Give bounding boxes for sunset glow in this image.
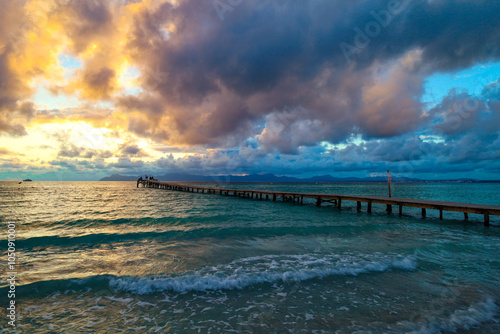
[1,0,500,180]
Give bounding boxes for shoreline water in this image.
[1,181,499,332]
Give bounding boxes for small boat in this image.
[23,179,33,182]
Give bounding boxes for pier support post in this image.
[484,213,490,227]
[316,197,321,207]
[273,194,276,201]
[266,195,269,200]
[399,205,402,215]
[386,204,392,212]
[464,212,469,220]
[357,201,361,211]
[337,199,342,209]
[422,208,426,218]
[301,195,304,205]
[367,201,372,213]
[440,209,443,220]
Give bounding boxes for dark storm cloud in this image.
[0,0,44,135]
[82,67,116,94]
[122,0,500,151]
[58,143,113,159]
[2,0,499,180]
[119,143,149,157]
[0,2,33,136]
[56,0,115,53]
[430,91,488,137]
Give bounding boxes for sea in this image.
[1,181,499,333]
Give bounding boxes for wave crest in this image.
[110,253,417,294]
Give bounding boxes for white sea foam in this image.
[110,253,417,294]
[397,298,499,334]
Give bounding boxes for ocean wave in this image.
[12,224,384,249]
[396,298,499,334]
[110,253,417,294]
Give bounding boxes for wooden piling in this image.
[137,180,500,226]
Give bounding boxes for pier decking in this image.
[137,180,499,226]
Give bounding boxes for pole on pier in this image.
[387,170,392,198]
[484,212,490,227]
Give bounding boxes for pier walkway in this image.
[137,180,499,226]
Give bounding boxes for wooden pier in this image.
[137,180,499,226]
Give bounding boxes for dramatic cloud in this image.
[1,0,499,179]
[120,0,500,150]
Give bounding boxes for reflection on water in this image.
[0,181,499,332]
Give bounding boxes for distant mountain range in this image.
[100,173,431,182]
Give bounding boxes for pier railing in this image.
[137,180,499,226]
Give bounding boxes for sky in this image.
[1,0,500,181]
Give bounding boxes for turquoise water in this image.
[1,181,499,333]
